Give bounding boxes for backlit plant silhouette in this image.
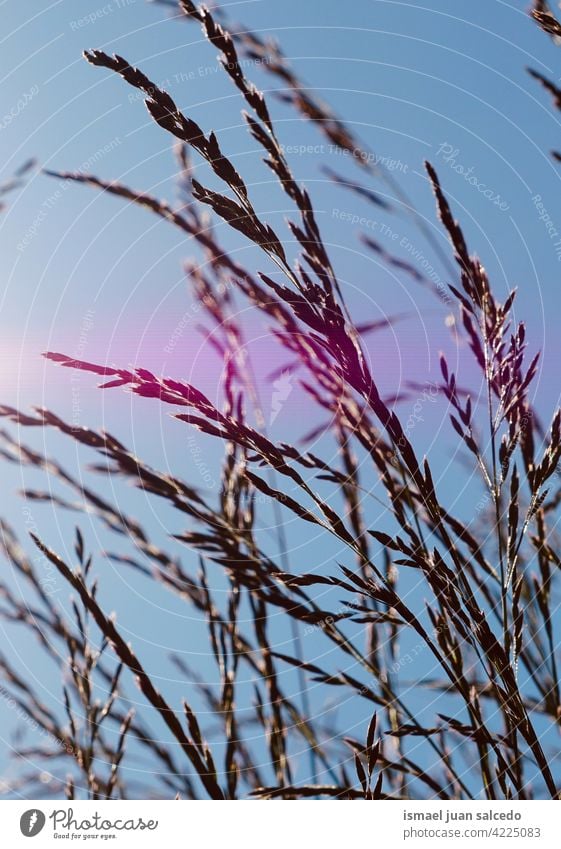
[1,0,561,800]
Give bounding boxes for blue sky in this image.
[2,0,561,796]
[2,1,561,417]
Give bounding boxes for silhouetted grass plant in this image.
[2,0,561,800]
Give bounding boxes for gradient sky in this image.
[2,0,561,795]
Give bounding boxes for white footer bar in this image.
[2,800,558,848]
